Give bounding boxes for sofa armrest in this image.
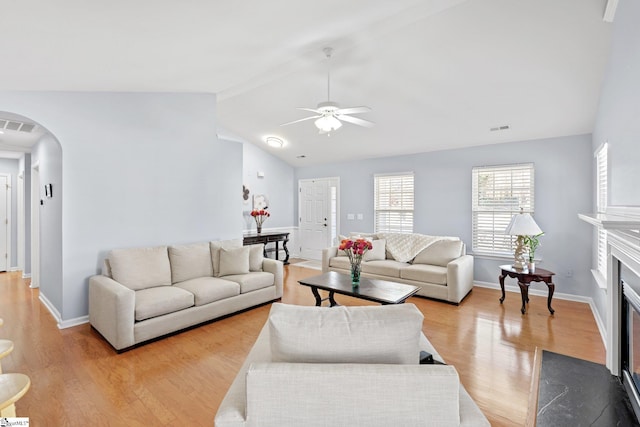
[446,255,474,304]
[245,363,461,427]
[88,275,136,350]
[322,247,339,273]
[261,259,283,298]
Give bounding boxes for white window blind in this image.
[472,163,534,255]
[596,143,608,277]
[374,173,414,233]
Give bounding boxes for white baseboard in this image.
[9,267,19,272]
[474,281,607,347]
[38,292,90,329]
[22,273,31,279]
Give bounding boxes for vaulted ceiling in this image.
[0,0,612,166]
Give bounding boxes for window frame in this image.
[373,172,414,234]
[471,163,535,258]
[594,143,608,287]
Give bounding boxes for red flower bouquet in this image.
[339,238,373,287]
[250,209,270,233]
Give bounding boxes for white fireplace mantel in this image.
[579,206,640,375]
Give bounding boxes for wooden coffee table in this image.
[298,271,420,306]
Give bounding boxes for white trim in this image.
[38,291,89,329]
[603,0,619,23]
[38,292,61,324]
[22,272,31,279]
[591,268,607,290]
[9,267,19,272]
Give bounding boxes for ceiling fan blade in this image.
[336,106,371,115]
[297,107,322,114]
[280,115,321,126]
[338,114,375,128]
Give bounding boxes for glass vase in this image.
[256,225,262,234]
[350,262,361,288]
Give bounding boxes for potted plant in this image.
[523,233,544,272]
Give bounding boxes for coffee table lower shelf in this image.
[298,271,420,306]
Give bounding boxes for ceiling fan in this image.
[281,47,374,135]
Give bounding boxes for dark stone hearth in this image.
[537,351,639,426]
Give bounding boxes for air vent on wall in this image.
[0,119,37,133]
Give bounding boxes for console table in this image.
[499,265,556,315]
[243,231,290,265]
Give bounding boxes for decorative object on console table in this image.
[523,232,544,273]
[505,208,543,271]
[339,238,372,288]
[250,208,270,234]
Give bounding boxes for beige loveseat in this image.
[322,233,474,304]
[89,240,283,351]
[215,303,490,427]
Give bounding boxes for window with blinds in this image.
[374,173,414,233]
[472,163,535,255]
[596,143,608,278]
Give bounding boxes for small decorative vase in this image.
[256,225,262,234]
[350,262,361,288]
[528,262,535,273]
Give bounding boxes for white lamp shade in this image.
[505,212,543,236]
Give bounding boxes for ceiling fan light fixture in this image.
[264,136,284,148]
[315,115,342,133]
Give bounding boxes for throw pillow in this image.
[268,303,423,364]
[219,246,251,276]
[413,240,464,267]
[210,239,243,277]
[336,234,349,256]
[168,242,213,283]
[249,244,264,272]
[363,239,386,261]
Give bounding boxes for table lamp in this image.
[505,208,543,270]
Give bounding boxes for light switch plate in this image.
[347,213,355,220]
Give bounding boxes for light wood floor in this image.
[0,265,604,426]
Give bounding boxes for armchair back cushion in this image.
[109,246,171,290]
[268,303,422,364]
[413,239,464,267]
[168,242,213,284]
[246,363,461,427]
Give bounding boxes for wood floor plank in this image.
[0,266,605,426]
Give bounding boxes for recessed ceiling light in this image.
[296,155,306,159]
[490,125,510,132]
[264,136,284,148]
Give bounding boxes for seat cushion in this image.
[135,286,195,321]
[173,277,240,306]
[224,272,274,293]
[401,264,448,285]
[210,239,243,277]
[168,242,213,284]
[361,260,404,278]
[268,303,423,364]
[329,256,351,270]
[413,240,463,267]
[109,246,172,290]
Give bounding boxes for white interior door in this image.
[298,178,339,260]
[31,163,40,288]
[0,175,7,272]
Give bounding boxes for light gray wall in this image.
[242,141,295,231]
[32,134,63,311]
[295,134,593,297]
[0,158,19,269]
[0,91,243,321]
[589,0,640,322]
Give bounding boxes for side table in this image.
[499,264,556,315]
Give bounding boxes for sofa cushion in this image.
[173,277,240,306]
[210,239,243,277]
[268,303,423,364]
[361,260,404,278]
[224,272,274,293]
[245,363,460,427]
[109,246,172,291]
[401,264,448,285]
[135,286,194,321]
[329,256,351,270]
[413,239,464,267]
[248,244,264,272]
[219,246,250,277]
[363,239,386,261]
[168,242,213,284]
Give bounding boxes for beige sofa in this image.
[89,240,283,351]
[215,303,490,427]
[322,233,474,304]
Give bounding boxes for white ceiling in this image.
[0,0,613,166]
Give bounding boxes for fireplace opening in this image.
[621,264,640,421]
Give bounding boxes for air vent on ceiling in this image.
[490,125,510,132]
[0,119,37,133]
